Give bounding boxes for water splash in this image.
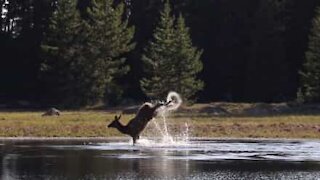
[138,92,189,146]
[182,123,190,142]
[165,91,183,112]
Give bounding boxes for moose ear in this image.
[115,114,121,120]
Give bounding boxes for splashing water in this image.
[138,92,189,146]
[165,91,183,112]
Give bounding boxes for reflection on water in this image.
[0,139,320,179]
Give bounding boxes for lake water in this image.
[0,138,320,179]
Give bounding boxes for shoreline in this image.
[0,136,318,142]
[0,111,319,139]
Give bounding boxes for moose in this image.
[107,101,172,144]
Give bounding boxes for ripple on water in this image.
[45,138,320,162]
[2,139,320,180]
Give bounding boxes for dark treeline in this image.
[1,0,320,107]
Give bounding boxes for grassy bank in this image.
[0,111,319,139]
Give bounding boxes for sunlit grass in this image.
[0,111,319,138]
[179,116,320,139]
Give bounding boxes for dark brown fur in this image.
[108,102,170,144]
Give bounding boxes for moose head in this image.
[107,115,122,128]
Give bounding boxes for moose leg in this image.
[132,135,140,145]
[132,136,137,145]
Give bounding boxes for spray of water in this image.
[165,91,183,111]
[139,92,189,146]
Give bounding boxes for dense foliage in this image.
[1,0,320,107]
[40,0,87,107]
[140,1,203,101]
[300,7,320,102]
[140,1,176,99]
[40,0,134,107]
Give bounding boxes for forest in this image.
[1,0,320,107]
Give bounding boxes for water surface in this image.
[0,138,320,179]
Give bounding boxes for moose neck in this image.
[114,121,128,134]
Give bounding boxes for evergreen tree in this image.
[140,0,175,99]
[300,7,320,102]
[41,0,135,107]
[40,0,86,107]
[141,1,203,100]
[172,14,203,100]
[85,0,135,105]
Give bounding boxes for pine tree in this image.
[41,0,135,107]
[172,14,203,100]
[40,0,86,107]
[85,0,135,104]
[141,1,203,100]
[300,7,320,102]
[140,1,175,99]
